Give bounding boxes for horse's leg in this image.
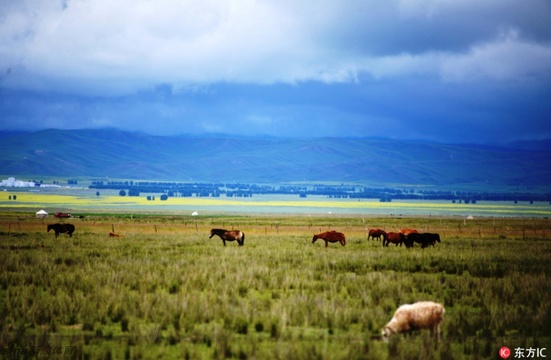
[325,240,328,248]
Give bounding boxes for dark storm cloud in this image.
[0,0,550,143]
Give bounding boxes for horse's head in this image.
[209,228,226,239]
[47,224,53,232]
[312,235,319,243]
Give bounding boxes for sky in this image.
[1,0,551,144]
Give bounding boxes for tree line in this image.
[89,181,551,203]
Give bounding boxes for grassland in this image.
[1,213,550,359]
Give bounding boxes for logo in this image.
[499,347,511,359]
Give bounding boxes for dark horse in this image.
[407,232,441,249]
[368,228,386,241]
[312,230,346,247]
[47,223,75,238]
[209,228,245,246]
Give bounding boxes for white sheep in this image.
[381,301,444,340]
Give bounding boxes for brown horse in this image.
[209,228,245,246]
[368,228,386,241]
[312,230,346,247]
[400,228,418,236]
[47,223,75,238]
[383,232,406,247]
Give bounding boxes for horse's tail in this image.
[240,232,245,246]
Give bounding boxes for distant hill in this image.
[1,129,550,190]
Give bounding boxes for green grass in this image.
[1,215,550,359]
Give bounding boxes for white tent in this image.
[36,209,48,218]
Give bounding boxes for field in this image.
[1,213,550,359]
[3,190,551,217]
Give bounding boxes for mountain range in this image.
[1,129,550,191]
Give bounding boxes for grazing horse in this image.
[383,232,406,247]
[408,233,441,248]
[312,231,346,247]
[47,223,75,238]
[209,228,245,246]
[368,228,386,241]
[400,229,418,248]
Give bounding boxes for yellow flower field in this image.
[2,191,551,216]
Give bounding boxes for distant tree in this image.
[119,190,126,197]
[160,194,168,201]
[96,191,100,197]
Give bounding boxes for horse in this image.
[400,228,418,236]
[47,223,75,238]
[400,229,418,248]
[312,230,346,247]
[383,232,406,247]
[209,228,245,246]
[368,228,386,241]
[407,233,441,249]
